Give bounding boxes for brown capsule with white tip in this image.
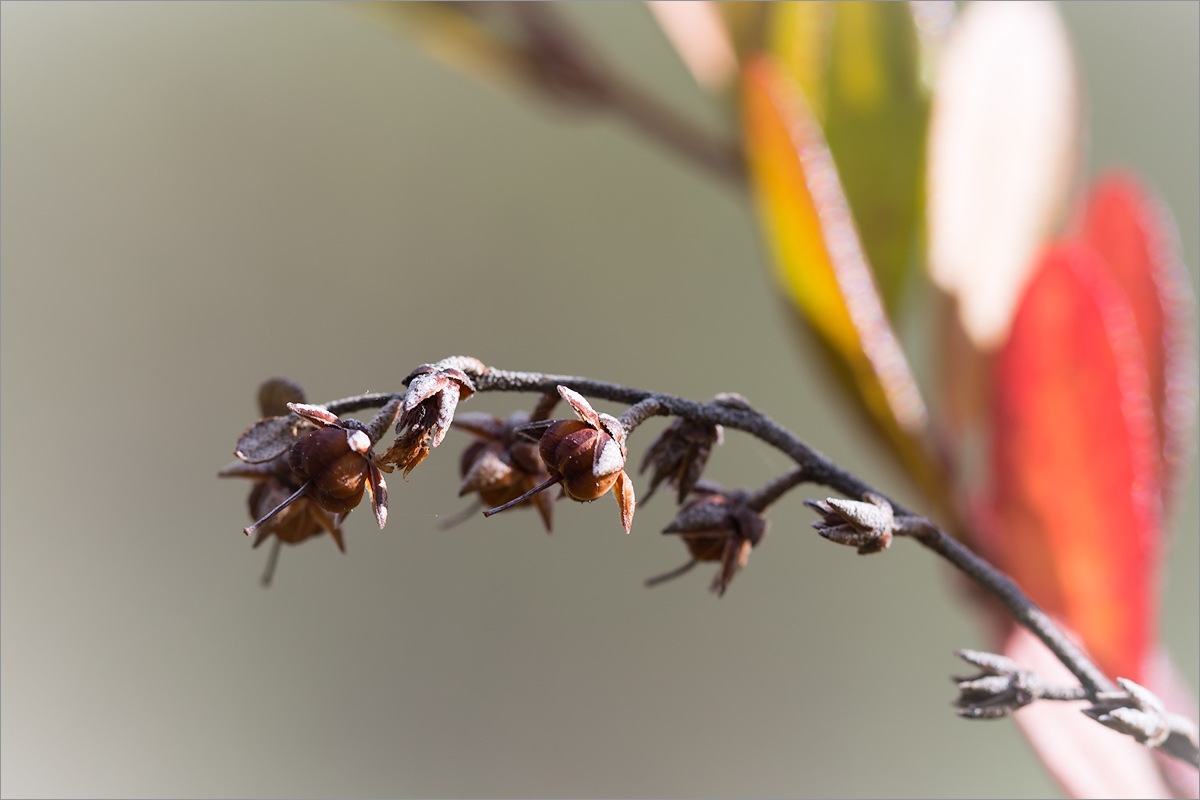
[243,403,389,544]
[484,386,636,533]
[288,423,373,514]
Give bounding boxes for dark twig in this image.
[618,397,667,433]
[953,651,1199,767]
[893,516,1115,696]
[326,392,398,420]
[747,467,810,513]
[303,357,1198,767]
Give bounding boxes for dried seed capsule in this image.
[289,426,371,514]
[539,419,623,501]
[484,386,636,533]
[649,489,768,595]
[450,411,555,532]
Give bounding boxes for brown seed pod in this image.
[240,403,389,547]
[539,419,625,501]
[289,425,370,514]
[484,385,636,533]
[220,380,356,586]
[447,411,555,532]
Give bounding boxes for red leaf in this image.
[1080,172,1197,511]
[989,243,1161,683]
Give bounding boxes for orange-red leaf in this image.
[1080,172,1197,511]
[989,243,1161,683]
[741,56,934,489]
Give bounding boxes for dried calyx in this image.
[805,493,895,555]
[952,650,1047,719]
[648,486,769,596]
[450,410,555,532]
[639,415,722,504]
[382,363,477,477]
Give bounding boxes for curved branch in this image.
[296,357,1197,767]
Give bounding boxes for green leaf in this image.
[821,2,927,312]
[742,57,936,491]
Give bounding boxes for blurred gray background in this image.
[2,2,1196,797]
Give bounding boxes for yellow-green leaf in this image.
[769,1,928,312]
[742,57,935,489]
[766,1,834,122]
[822,2,927,311]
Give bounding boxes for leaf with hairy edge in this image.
[989,243,1161,684]
[821,1,928,312]
[927,1,1080,350]
[741,57,935,491]
[1081,172,1197,510]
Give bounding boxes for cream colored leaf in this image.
[927,1,1081,349]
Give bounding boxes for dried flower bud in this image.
[452,411,553,532]
[382,364,477,477]
[805,493,894,554]
[650,488,769,596]
[639,416,722,504]
[952,650,1045,719]
[1085,678,1174,748]
[484,386,636,533]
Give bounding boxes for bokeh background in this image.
[2,2,1196,797]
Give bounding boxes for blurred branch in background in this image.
[356,1,746,183]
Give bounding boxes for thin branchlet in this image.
[747,467,810,513]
